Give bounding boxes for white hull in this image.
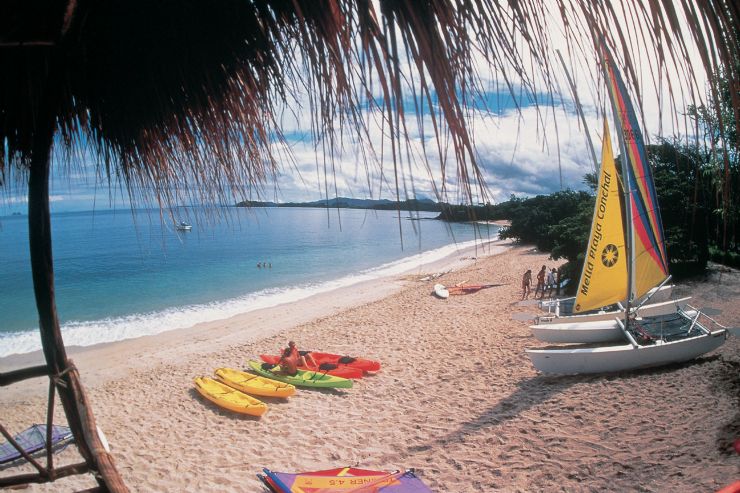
[531,304,696,344]
[526,329,727,374]
[433,284,449,299]
[531,318,624,344]
[539,284,673,316]
[531,298,692,343]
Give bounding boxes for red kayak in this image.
[308,352,381,373]
[446,283,500,295]
[258,355,364,379]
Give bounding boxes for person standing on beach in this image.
[546,268,557,298]
[534,265,547,299]
[522,269,532,300]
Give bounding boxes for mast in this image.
[614,104,635,326]
[600,43,635,329]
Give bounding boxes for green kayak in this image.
[247,360,353,389]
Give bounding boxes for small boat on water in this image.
[175,221,192,231]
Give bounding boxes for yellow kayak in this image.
[215,367,296,398]
[194,376,268,417]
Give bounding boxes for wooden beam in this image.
[0,364,49,386]
[0,462,90,488]
[68,364,128,492]
[0,41,55,47]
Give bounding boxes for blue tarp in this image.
[0,424,74,465]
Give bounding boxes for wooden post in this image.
[25,43,128,492]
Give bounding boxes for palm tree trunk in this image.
[27,56,127,491]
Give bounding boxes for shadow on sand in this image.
[424,354,727,451]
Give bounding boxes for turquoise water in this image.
[0,207,498,357]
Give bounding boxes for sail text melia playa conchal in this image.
[574,120,628,312]
[581,169,613,297]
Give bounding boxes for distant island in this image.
[236,197,440,212]
[235,197,504,222]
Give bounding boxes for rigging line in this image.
[556,49,599,175]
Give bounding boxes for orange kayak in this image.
[446,284,497,295]
[259,355,364,379]
[307,352,380,373]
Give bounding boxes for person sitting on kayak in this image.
[277,341,317,375]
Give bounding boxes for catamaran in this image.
[533,284,692,342]
[530,301,697,343]
[526,43,728,374]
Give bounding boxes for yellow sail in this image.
[574,121,628,312]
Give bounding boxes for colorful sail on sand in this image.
[525,41,729,375]
[602,43,670,300]
[258,467,433,493]
[573,43,670,313]
[574,120,628,313]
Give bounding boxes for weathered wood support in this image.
[18,37,128,491]
[0,364,49,386]
[0,462,90,488]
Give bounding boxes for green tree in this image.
[687,64,739,254]
[649,142,711,274]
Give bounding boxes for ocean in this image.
[0,207,498,358]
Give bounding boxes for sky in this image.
[0,2,710,215]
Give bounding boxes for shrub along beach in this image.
[1,241,737,492]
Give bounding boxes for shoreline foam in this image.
[0,237,503,359]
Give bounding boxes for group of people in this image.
[257,261,272,269]
[521,265,559,300]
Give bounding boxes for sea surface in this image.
[0,207,498,357]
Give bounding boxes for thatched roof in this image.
[1,0,736,206]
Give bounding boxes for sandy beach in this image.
[1,241,738,492]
